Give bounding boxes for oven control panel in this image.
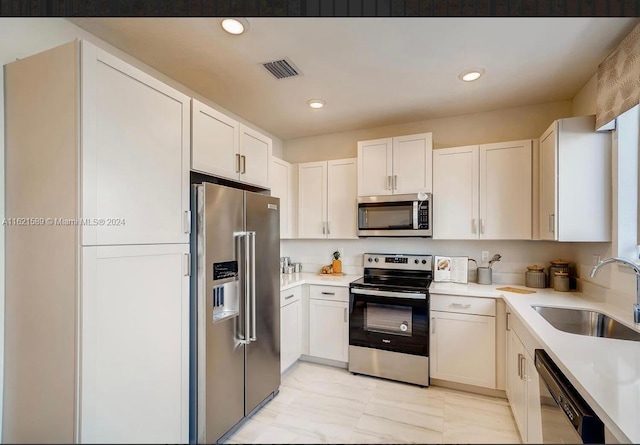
[363,253,432,271]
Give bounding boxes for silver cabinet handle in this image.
[235,153,241,173]
[479,218,484,234]
[327,221,331,235]
[344,307,347,322]
[248,231,257,342]
[517,353,523,378]
[451,302,471,309]
[322,222,326,235]
[506,312,511,331]
[321,291,335,295]
[241,155,247,174]
[183,253,191,277]
[285,294,295,300]
[471,218,477,234]
[550,214,555,234]
[386,175,391,190]
[183,210,191,234]
[393,175,397,190]
[431,317,435,334]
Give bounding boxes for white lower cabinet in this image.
[430,294,496,389]
[506,312,542,444]
[308,285,349,362]
[81,244,189,443]
[280,287,302,372]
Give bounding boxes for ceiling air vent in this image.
[261,58,302,80]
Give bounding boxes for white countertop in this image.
[431,281,640,444]
[280,272,361,291]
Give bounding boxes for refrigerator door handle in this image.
[248,231,257,342]
[235,231,250,344]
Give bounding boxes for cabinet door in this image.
[506,329,527,442]
[392,133,433,194]
[298,161,327,238]
[239,124,272,188]
[432,146,479,239]
[309,299,348,362]
[430,310,496,388]
[525,352,543,444]
[539,123,557,241]
[327,158,358,239]
[80,244,189,444]
[81,42,190,246]
[281,299,302,372]
[271,157,292,238]
[479,140,532,239]
[357,138,393,196]
[191,98,240,180]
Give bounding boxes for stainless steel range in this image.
[348,253,432,386]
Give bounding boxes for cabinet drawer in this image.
[309,285,349,302]
[431,294,495,316]
[280,286,302,307]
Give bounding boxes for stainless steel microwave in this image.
[357,193,432,237]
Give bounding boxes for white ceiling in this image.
[70,17,638,140]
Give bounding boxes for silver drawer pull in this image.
[321,292,335,295]
[451,303,472,309]
[284,294,295,300]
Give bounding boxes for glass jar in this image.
[553,271,570,292]
[525,265,546,288]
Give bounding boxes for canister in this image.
[284,265,295,274]
[548,259,570,288]
[525,265,546,288]
[477,267,492,285]
[294,263,302,273]
[553,271,570,292]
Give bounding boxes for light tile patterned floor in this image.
[224,361,521,444]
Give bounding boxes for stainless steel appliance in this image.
[190,183,281,444]
[357,193,432,237]
[535,349,604,444]
[349,253,432,386]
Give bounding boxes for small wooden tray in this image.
[496,286,536,294]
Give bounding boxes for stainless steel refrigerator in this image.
[190,182,281,444]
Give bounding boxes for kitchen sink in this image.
[532,306,640,342]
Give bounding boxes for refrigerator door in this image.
[244,191,281,414]
[197,183,246,443]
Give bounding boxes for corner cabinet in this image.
[298,158,357,239]
[280,286,302,372]
[539,115,611,241]
[357,132,433,196]
[192,98,272,189]
[433,140,533,240]
[270,157,296,238]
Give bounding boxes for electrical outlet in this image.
[593,254,601,266]
[481,251,490,262]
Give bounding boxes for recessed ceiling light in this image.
[459,68,485,82]
[221,18,249,35]
[307,99,325,109]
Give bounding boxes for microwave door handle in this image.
[413,201,418,229]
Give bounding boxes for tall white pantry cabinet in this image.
[4,40,190,444]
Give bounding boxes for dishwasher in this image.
[535,349,604,444]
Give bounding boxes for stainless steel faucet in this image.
[590,257,640,324]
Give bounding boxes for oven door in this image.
[349,287,428,356]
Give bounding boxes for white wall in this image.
[283,100,572,163]
[0,18,284,437]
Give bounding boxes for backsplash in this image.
[281,238,576,285]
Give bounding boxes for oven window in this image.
[365,303,412,336]
[359,202,413,230]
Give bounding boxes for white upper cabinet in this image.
[433,140,532,240]
[298,159,357,239]
[81,41,190,246]
[270,157,295,238]
[433,145,479,240]
[357,132,432,196]
[191,99,239,179]
[538,115,611,241]
[191,99,272,189]
[239,124,272,189]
